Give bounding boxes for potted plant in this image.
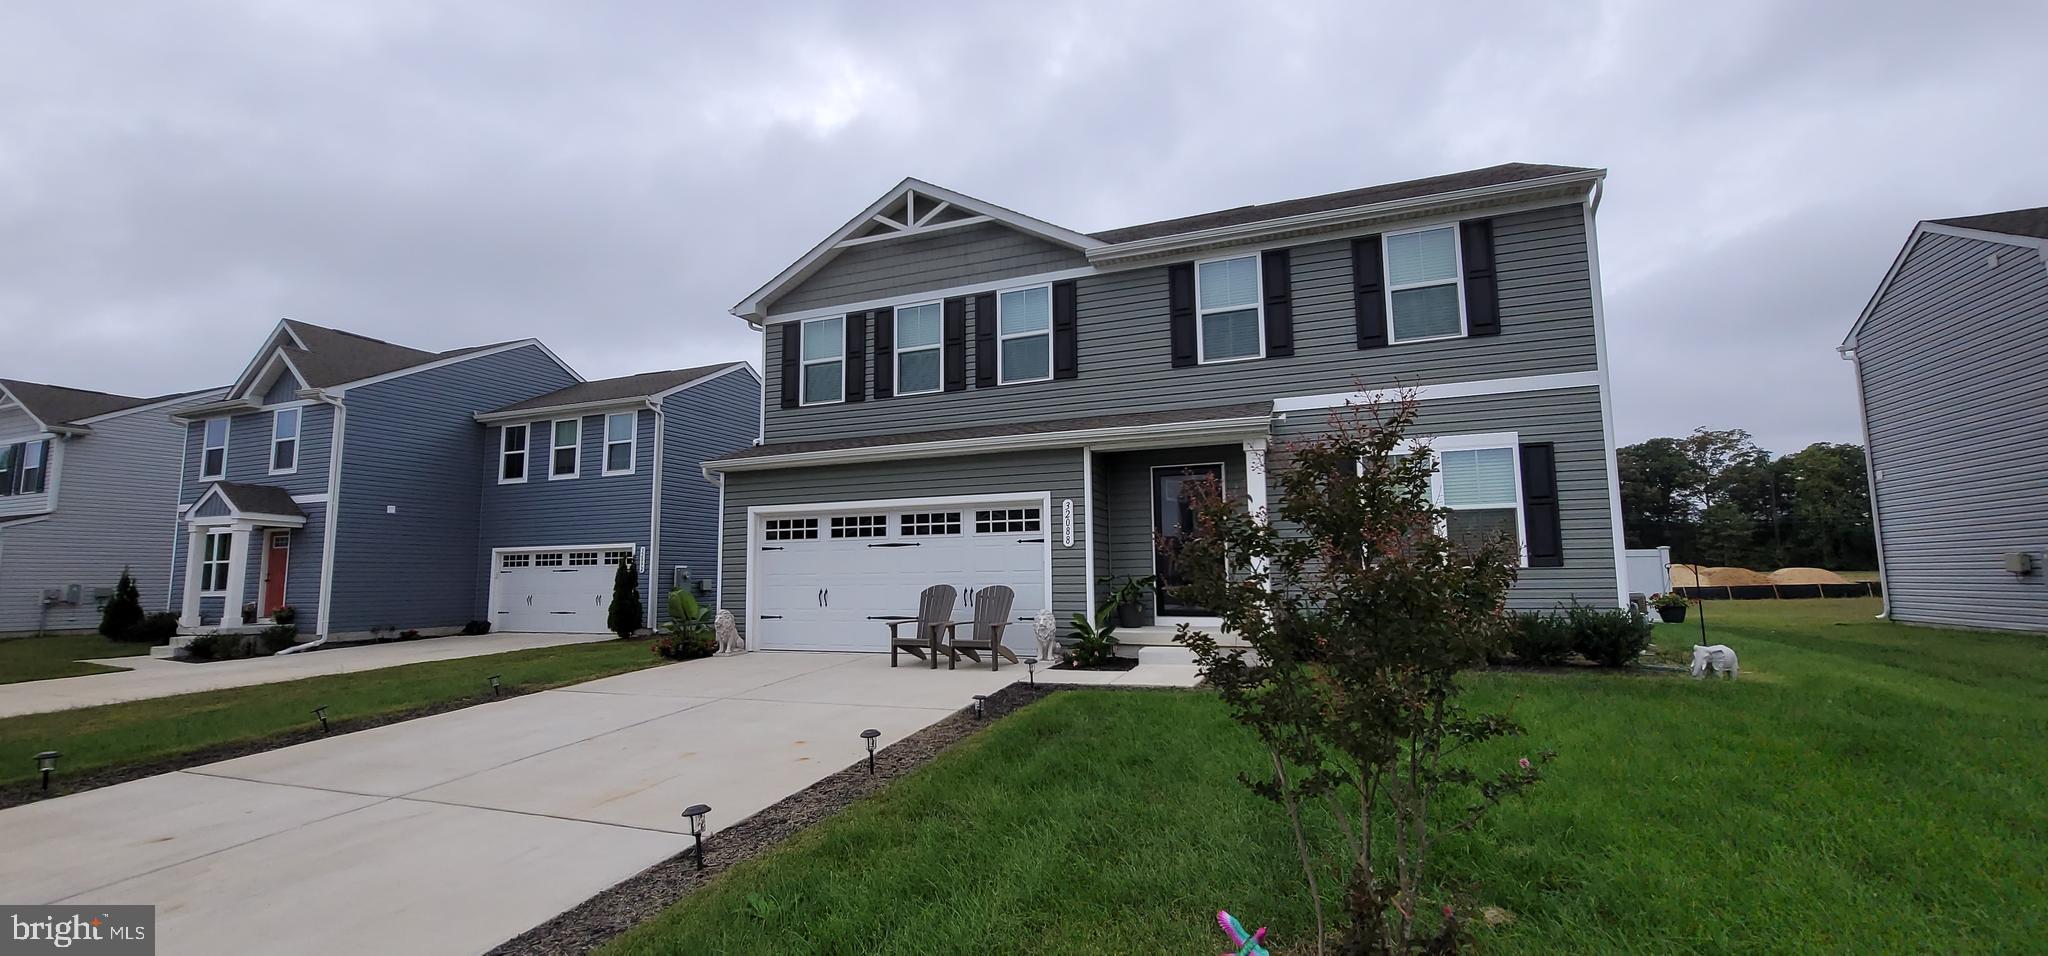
[240,602,258,625]
[1652,592,1690,623]
[1104,575,1158,628]
[1064,603,1119,668]
[272,605,297,626]
[654,588,717,660]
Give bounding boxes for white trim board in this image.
[1271,370,1602,413]
[1582,189,1630,608]
[706,414,1272,474]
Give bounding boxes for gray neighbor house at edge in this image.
[705,162,1630,657]
[1842,206,2048,633]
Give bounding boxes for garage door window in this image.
[765,518,818,541]
[534,552,565,567]
[975,508,1041,534]
[569,551,601,566]
[604,549,634,565]
[830,515,887,538]
[900,512,962,536]
[501,553,531,569]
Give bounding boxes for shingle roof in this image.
[213,481,306,518]
[278,319,522,389]
[1933,206,2048,242]
[1089,163,1598,244]
[1,379,160,428]
[485,363,747,415]
[711,401,1272,465]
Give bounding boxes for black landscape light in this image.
[683,803,711,869]
[34,751,59,792]
[312,706,330,733]
[1024,657,1038,687]
[972,694,988,720]
[860,729,881,773]
[488,674,502,697]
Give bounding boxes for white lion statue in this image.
[714,608,746,656]
[1691,644,1737,680]
[1032,607,1058,661]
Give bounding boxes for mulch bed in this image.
[491,681,1078,955]
[0,686,542,811]
[1051,656,1141,671]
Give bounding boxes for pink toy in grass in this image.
[1217,910,1270,956]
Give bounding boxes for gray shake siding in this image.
[659,368,761,615]
[1854,230,2048,632]
[477,409,657,622]
[0,393,219,632]
[718,449,1089,630]
[328,345,576,632]
[771,222,1089,315]
[761,204,1595,444]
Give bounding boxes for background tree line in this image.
[1618,428,1876,571]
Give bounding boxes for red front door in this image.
[261,531,290,616]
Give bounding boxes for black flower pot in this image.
[1117,601,1145,628]
[1660,605,1687,624]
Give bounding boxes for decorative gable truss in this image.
[838,187,992,247]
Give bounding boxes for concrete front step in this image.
[1135,645,1200,666]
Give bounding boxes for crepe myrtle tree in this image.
[1172,394,1551,955]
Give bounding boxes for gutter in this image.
[703,413,1273,477]
[473,397,658,424]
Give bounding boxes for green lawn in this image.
[606,599,2047,954]
[0,632,152,684]
[0,638,667,789]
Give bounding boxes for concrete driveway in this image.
[0,651,1042,955]
[0,631,612,718]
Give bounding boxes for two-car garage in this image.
[746,497,1051,654]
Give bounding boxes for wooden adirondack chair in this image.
[945,585,1019,671]
[887,584,958,669]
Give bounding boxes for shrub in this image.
[124,611,181,646]
[399,628,421,640]
[652,632,715,660]
[1065,605,1120,668]
[608,555,645,638]
[461,620,492,636]
[185,633,257,662]
[1506,611,1576,666]
[271,605,298,625]
[100,568,144,639]
[1566,603,1654,667]
[257,624,299,654]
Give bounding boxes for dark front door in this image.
[1153,463,1223,617]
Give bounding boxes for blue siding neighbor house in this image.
[168,319,758,643]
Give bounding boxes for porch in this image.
[177,482,311,635]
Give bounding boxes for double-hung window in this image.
[603,412,636,475]
[800,316,844,406]
[269,407,300,474]
[1384,225,1466,342]
[499,424,529,483]
[200,418,229,480]
[893,303,943,395]
[1195,254,1263,362]
[1429,440,1523,563]
[0,440,46,496]
[200,530,232,593]
[550,419,580,480]
[997,285,1052,384]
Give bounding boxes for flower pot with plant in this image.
[240,602,258,625]
[654,588,717,660]
[271,605,297,626]
[1104,575,1157,628]
[1651,592,1689,623]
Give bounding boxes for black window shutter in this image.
[1461,219,1500,337]
[1167,262,1196,367]
[943,297,967,392]
[1052,280,1079,380]
[843,313,867,403]
[1261,248,1294,358]
[1520,442,1564,568]
[972,292,997,387]
[871,308,895,399]
[778,322,800,408]
[1352,236,1388,349]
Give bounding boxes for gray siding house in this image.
[1841,207,2048,633]
[0,380,226,633]
[168,319,758,642]
[707,163,1628,656]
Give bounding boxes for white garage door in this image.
[494,547,635,633]
[751,501,1049,653]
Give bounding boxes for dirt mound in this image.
[1705,566,1772,586]
[1770,567,1850,585]
[1668,563,1708,588]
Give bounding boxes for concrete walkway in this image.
[0,632,612,718]
[0,652,1194,955]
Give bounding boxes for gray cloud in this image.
[3,0,2041,456]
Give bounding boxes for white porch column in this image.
[179,525,206,627]
[220,524,253,625]
[1243,438,1271,582]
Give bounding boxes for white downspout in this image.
[279,390,346,654]
[1841,345,1891,619]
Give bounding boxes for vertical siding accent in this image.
[768,221,1089,315]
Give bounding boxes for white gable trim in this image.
[75,387,230,426]
[648,362,760,402]
[1842,221,2048,351]
[227,320,303,399]
[0,383,54,434]
[732,177,1104,322]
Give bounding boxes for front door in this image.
[260,531,290,617]
[1153,463,1223,618]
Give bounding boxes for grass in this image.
[0,638,667,789]
[605,599,2048,954]
[0,632,153,684]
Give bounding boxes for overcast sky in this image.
[3,2,2041,454]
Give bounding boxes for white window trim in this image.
[13,439,48,496]
[799,316,846,407]
[1382,223,1469,345]
[498,423,530,485]
[996,284,1053,385]
[1194,252,1266,365]
[199,529,232,594]
[549,418,581,481]
[200,418,229,481]
[892,301,944,396]
[268,407,300,476]
[1403,431,1525,567]
[602,411,637,477]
